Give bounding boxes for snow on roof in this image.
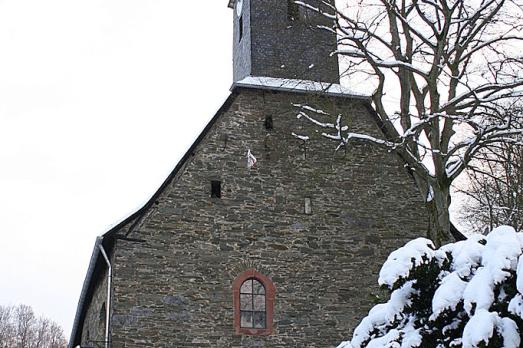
[232,76,371,100]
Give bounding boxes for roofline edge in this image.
[67,92,239,347]
[68,236,103,348]
[230,81,372,100]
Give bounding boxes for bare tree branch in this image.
[295,0,523,244]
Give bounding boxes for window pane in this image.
[240,279,252,294]
[253,280,265,294]
[253,295,265,311]
[253,312,266,329]
[241,311,253,328]
[240,294,253,310]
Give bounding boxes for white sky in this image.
[0,0,232,336]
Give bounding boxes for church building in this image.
[68,0,427,347]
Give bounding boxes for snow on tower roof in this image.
[232,76,370,100]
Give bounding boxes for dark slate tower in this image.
[229,0,340,84]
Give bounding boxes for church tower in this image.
[68,3,428,348]
[229,0,340,84]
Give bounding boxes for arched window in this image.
[232,269,275,335]
[240,278,265,328]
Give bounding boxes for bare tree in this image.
[34,318,50,348]
[0,306,15,348]
[460,130,523,232]
[46,323,67,348]
[295,0,523,245]
[0,305,66,348]
[15,305,36,348]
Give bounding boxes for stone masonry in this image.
[233,0,339,84]
[80,267,109,347]
[86,88,429,348]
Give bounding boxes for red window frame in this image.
[232,269,275,335]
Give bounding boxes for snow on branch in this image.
[291,132,310,141]
[296,0,523,244]
[442,81,523,112]
[294,1,336,19]
[293,104,398,150]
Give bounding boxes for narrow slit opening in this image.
[239,16,243,41]
[211,180,222,198]
[264,115,273,130]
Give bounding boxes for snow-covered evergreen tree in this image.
[338,226,523,348]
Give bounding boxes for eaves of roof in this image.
[68,237,102,348]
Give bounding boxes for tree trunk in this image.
[426,185,453,247]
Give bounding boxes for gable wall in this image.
[109,88,427,347]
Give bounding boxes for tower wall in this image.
[233,0,252,82]
[233,0,340,83]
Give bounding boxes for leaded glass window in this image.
[240,278,266,329]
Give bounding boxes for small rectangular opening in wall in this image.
[239,16,243,42]
[264,115,273,130]
[304,198,312,215]
[211,181,222,198]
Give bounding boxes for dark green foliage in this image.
[344,229,523,348]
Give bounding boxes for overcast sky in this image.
[0,0,232,336]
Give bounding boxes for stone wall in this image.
[80,266,109,347]
[101,88,428,347]
[232,0,340,84]
[233,0,252,82]
[250,0,339,83]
